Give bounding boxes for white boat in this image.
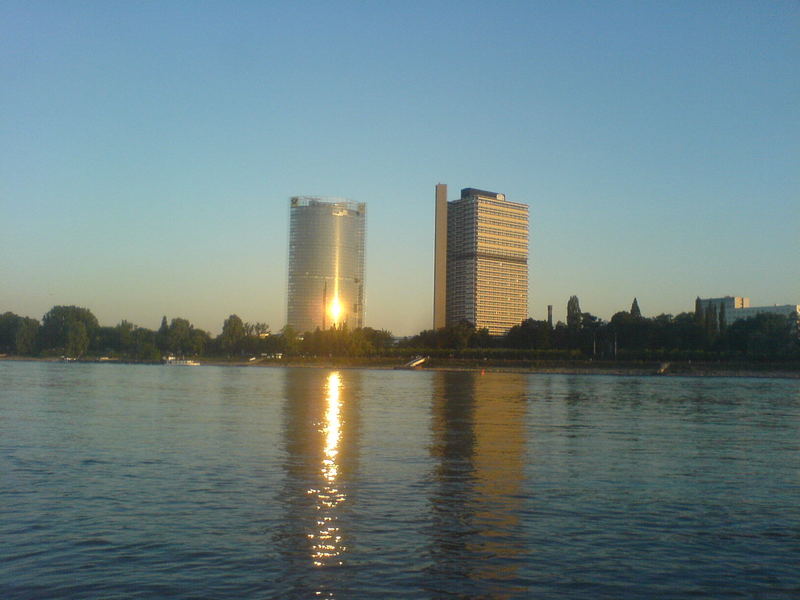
[164,355,200,366]
[395,355,428,369]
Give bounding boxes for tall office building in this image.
[287,197,366,333]
[434,186,529,336]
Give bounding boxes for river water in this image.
[1,361,798,599]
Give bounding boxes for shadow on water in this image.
[425,371,529,599]
[273,368,362,599]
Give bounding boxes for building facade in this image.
[437,187,529,336]
[287,197,366,333]
[696,296,798,328]
[696,296,750,317]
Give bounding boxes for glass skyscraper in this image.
[287,197,366,333]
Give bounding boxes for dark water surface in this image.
[2,362,799,599]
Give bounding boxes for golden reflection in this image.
[429,371,528,598]
[327,297,343,327]
[309,371,346,567]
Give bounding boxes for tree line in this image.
[1,298,797,361]
[0,305,395,360]
[402,296,799,361]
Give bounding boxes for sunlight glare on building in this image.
[287,197,366,333]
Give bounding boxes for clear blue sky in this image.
[2,1,798,335]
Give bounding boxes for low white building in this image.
[696,296,799,327]
[728,304,800,326]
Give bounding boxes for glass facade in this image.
[287,197,366,333]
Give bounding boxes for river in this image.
[2,361,798,598]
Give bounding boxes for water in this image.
[1,361,799,599]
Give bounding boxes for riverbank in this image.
[270,358,800,379]
[5,354,797,378]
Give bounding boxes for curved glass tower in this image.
[287,197,366,333]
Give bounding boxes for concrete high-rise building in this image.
[287,197,365,333]
[434,186,529,336]
[433,183,448,330]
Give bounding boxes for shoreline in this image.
[3,355,799,379]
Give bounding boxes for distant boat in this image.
[164,355,200,366]
[395,355,428,369]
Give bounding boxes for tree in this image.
[220,314,246,355]
[567,296,582,331]
[631,298,642,319]
[189,329,210,356]
[15,318,39,355]
[168,318,193,355]
[65,320,89,357]
[579,312,604,355]
[694,297,704,327]
[252,322,270,337]
[566,296,582,349]
[279,325,300,355]
[726,313,797,358]
[470,327,493,348]
[0,312,22,352]
[704,303,718,347]
[610,310,649,351]
[672,312,705,350]
[157,316,169,352]
[131,327,159,360]
[505,319,551,349]
[361,327,394,351]
[116,320,135,354]
[40,306,98,352]
[441,320,475,350]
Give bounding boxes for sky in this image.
[2,1,798,335]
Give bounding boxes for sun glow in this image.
[328,297,343,326]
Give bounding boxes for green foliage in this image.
[301,326,369,357]
[280,325,301,355]
[566,296,582,331]
[0,312,23,352]
[15,318,40,355]
[157,316,169,351]
[704,303,718,345]
[189,329,210,356]
[725,313,797,358]
[360,327,394,350]
[220,314,246,355]
[167,318,193,355]
[291,325,394,358]
[3,298,794,364]
[630,298,642,319]
[65,320,89,357]
[402,321,480,350]
[130,327,159,360]
[505,319,551,349]
[40,306,98,352]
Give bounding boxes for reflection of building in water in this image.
[428,371,528,598]
[276,369,361,597]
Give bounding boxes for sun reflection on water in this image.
[308,371,347,567]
